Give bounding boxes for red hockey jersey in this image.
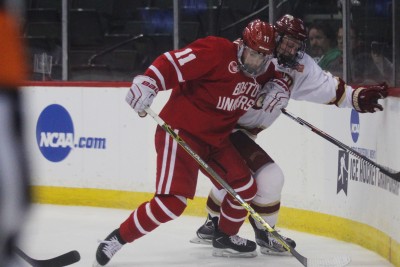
[144,36,276,147]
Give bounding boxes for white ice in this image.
[17,204,394,267]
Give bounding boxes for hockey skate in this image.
[189,214,214,245]
[212,217,257,258]
[249,216,296,256]
[93,229,126,266]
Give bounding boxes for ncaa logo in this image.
[36,104,74,162]
[350,109,360,143]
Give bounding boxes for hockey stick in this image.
[281,108,400,183]
[14,247,80,267]
[144,107,350,267]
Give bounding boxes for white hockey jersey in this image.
[237,53,355,135]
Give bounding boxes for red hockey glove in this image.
[352,83,388,113]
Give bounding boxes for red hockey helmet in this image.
[275,14,307,41]
[242,19,275,54]
[274,14,307,68]
[238,19,275,77]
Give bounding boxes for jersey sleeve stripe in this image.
[328,77,346,106]
[164,52,185,83]
[149,65,166,91]
[335,89,347,106]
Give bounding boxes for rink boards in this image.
[21,82,400,267]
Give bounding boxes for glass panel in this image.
[23,0,62,81]
[290,0,394,86]
[21,0,398,84]
[349,0,393,86]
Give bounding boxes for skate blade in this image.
[190,237,212,245]
[212,248,258,258]
[260,247,293,257]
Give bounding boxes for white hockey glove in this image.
[260,78,291,113]
[126,75,159,117]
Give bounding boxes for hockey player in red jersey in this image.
[94,20,284,266]
[191,14,388,256]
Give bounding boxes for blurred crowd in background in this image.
[18,0,399,86]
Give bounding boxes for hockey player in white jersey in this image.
[191,14,388,256]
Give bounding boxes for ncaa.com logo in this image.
[36,104,107,162]
[350,109,360,143]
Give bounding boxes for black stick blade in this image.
[15,247,81,267]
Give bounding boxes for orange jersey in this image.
[0,9,27,87]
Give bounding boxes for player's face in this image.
[241,46,273,76]
[277,36,302,58]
